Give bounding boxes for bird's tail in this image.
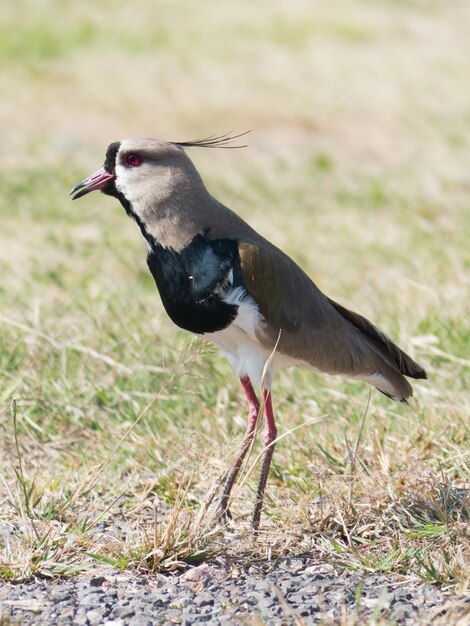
[329,298,427,403]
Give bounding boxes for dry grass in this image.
[0,0,469,605]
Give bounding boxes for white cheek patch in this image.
[115,164,137,202]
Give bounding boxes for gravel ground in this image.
[1,560,468,626]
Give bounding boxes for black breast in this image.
[147,234,244,334]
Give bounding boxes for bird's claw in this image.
[214,498,233,525]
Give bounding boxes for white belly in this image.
[202,290,296,388]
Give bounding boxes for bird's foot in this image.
[251,506,262,532]
[213,497,233,526]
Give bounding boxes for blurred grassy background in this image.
[0,0,468,585]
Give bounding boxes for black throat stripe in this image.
[104,141,121,175]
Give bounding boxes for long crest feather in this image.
[174,131,251,150]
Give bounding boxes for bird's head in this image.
[70,133,249,247]
[70,133,249,202]
[70,138,206,210]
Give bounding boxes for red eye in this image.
[125,153,143,167]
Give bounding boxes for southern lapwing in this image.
[70,135,427,529]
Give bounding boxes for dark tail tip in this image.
[379,388,409,405]
[408,367,427,380]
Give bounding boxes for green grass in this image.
[0,0,469,599]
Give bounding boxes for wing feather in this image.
[238,241,426,399]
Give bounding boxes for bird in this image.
[70,134,427,529]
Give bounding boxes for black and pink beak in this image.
[70,167,115,200]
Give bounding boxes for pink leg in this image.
[218,376,260,517]
[252,389,277,530]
